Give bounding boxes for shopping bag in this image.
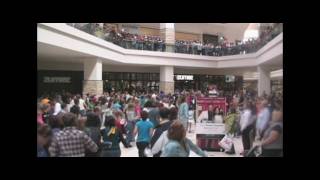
[144,145,153,157]
[218,135,233,151]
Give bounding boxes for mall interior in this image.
[37,23,283,97]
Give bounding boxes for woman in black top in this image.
[150,107,177,157]
[84,112,102,157]
[100,116,129,157]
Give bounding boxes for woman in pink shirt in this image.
[37,104,44,125]
[134,99,141,119]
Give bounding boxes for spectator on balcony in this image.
[197,41,202,55]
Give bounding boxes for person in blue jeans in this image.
[134,111,154,157]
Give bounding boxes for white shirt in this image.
[240,109,254,131]
[197,111,210,122]
[163,103,169,108]
[214,115,223,123]
[151,131,169,155]
[152,93,157,99]
[66,104,72,113]
[69,99,74,107]
[79,99,85,110]
[209,89,218,97]
[53,102,61,115]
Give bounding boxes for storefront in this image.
[103,72,159,93]
[174,74,243,94]
[38,70,243,96]
[37,70,84,97]
[271,79,283,94]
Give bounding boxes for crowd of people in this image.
[68,23,282,57]
[37,88,282,157]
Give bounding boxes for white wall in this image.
[243,69,283,81]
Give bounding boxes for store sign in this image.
[225,75,235,82]
[43,77,71,83]
[196,122,225,134]
[176,75,193,80]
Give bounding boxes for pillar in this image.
[258,66,271,96]
[159,66,174,94]
[160,23,175,52]
[83,58,103,95]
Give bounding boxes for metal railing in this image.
[66,23,282,56]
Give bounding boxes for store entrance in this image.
[103,72,159,93]
[174,75,196,91]
[175,80,195,91]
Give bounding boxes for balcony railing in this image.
[66,23,283,56]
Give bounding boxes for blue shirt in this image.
[178,102,189,121]
[112,102,122,111]
[256,107,271,136]
[161,139,207,157]
[136,120,153,142]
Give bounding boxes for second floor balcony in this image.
[66,23,283,57]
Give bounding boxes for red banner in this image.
[196,97,227,115]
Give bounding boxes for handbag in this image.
[218,135,233,151]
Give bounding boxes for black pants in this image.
[136,141,149,157]
[261,149,283,157]
[242,123,254,151]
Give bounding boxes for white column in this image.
[84,59,102,81]
[160,23,175,52]
[258,66,271,96]
[160,66,174,94]
[83,58,103,95]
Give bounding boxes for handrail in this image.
[66,23,283,57]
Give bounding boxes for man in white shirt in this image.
[53,100,61,116]
[77,95,87,116]
[209,88,219,97]
[197,105,216,122]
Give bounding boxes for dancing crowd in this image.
[37,88,282,157]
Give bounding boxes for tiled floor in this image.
[120,122,244,157]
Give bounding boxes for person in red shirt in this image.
[114,111,127,135]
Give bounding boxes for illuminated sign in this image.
[225,75,235,82]
[44,77,71,83]
[176,75,193,81]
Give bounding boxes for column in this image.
[83,58,103,95]
[160,23,175,52]
[258,66,271,96]
[159,66,174,94]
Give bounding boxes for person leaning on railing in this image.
[70,23,282,55]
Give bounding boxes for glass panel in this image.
[131,73,136,80]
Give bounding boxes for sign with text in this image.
[195,122,225,134]
[43,77,71,83]
[175,75,193,81]
[196,97,227,115]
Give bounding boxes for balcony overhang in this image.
[38,23,282,69]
